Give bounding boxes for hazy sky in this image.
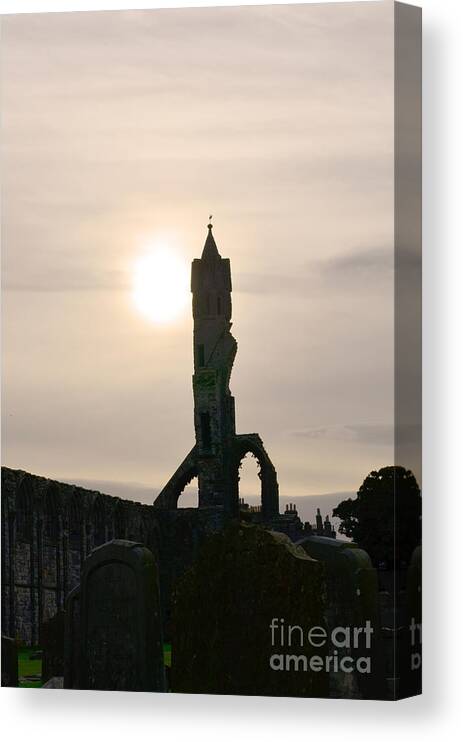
[1,2,395,505]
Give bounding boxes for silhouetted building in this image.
[154,223,279,519]
[303,507,336,538]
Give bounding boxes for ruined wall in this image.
[1,466,332,648]
[1,468,158,644]
[1,467,221,645]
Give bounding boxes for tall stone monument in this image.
[154,223,279,519]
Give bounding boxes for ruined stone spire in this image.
[155,223,279,521]
[201,222,221,260]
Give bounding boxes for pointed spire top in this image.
[201,216,221,260]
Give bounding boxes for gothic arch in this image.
[234,434,279,519]
[154,446,199,509]
[237,450,262,504]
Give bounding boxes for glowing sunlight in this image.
[132,245,189,324]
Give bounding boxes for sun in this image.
[132,245,189,324]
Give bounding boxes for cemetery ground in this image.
[16,643,172,689]
[18,646,42,688]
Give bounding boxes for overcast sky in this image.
[1,2,396,506]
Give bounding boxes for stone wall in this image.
[1,467,158,644]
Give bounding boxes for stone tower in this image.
[191,222,238,509]
[154,222,279,520]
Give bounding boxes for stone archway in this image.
[237,451,261,508]
[154,446,199,510]
[234,434,279,519]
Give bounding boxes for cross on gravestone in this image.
[74,540,166,692]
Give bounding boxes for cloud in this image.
[235,244,394,296]
[71,478,157,505]
[319,246,393,277]
[293,423,394,447]
[3,267,128,293]
[4,245,398,295]
[234,271,309,295]
[320,244,421,279]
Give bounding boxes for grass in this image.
[18,647,43,688]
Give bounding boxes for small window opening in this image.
[200,412,212,450]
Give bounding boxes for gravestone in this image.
[78,540,165,692]
[1,635,18,687]
[171,523,328,698]
[40,611,65,683]
[298,535,384,699]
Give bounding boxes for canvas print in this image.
[0,1,422,699]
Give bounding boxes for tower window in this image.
[217,296,222,314]
[197,344,205,367]
[200,412,212,450]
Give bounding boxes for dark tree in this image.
[333,466,421,567]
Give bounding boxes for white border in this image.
[0,0,387,14]
[1,1,462,740]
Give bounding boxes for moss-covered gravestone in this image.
[78,540,165,692]
[298,535,384,699]
[171,523,327,697]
